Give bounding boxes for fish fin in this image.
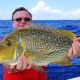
[60,30,76,40]
[51,57,72,66]
[33,66,46,74]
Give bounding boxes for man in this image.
[3,7,47,80]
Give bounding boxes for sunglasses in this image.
[13,17,31,22]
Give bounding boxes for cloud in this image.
[30,1,80,20]
[30,1,62,20]
[0,12,11,20]
[71,9,80,18]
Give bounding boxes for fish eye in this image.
[5,39,12,47]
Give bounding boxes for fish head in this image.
[0,33,23,65]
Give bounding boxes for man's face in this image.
[12,11,32,30]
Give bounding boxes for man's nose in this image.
[21,19,25,22]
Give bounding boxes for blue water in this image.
[0,20,80,80]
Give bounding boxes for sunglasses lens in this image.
[24,18,31,21]
[15,18,22,22]
[14,17,31,22]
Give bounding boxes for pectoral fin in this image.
[33,66,46,74]
[51,57,72,66]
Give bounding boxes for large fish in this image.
[0,24,76,67]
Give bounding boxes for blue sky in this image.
[0,0,80,20]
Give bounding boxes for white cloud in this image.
[30,1,63,20]
[72,9,80,16]
[72,9,80,18]
[30,1,80,20]
[61,9,80,20]
[0,12,11,20]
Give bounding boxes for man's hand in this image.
[3,56,32,73]
[16,56,32,70]
[68,37,80,58]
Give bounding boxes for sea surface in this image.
[0,20,80,80]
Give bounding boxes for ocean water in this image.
[0,20,80,38]
[0,20,80,80]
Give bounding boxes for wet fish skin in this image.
[0,24,76,66]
